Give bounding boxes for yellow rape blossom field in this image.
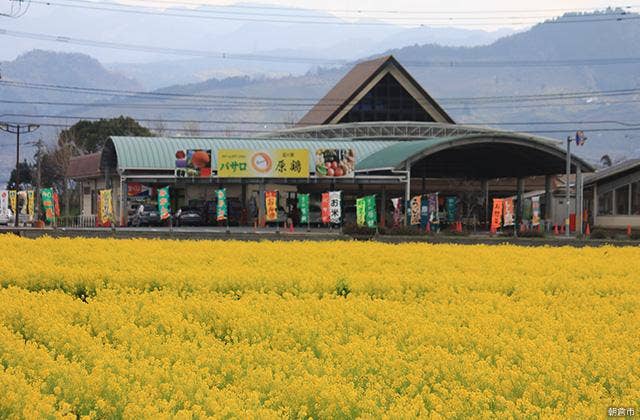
[0,236,639,419]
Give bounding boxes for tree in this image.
[58,116,152,153]
[6,160,34,189]
[600,154,613,168]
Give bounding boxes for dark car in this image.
[203,198,243,226]
[175,207,203,226]
[130,204,161,226]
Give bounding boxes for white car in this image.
[0,209,13,226]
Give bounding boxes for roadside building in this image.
[67,55,594,229]
[584,159,640,229]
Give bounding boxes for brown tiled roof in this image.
[297,55,454,126]
[67,153,102,179]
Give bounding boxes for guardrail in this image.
[55,215,97,228]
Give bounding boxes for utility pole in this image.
[0,123,40,227]
[565,136,571,237]
[35,139,44,221]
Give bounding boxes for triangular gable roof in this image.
[297,55,455,126]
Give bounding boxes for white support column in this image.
[593,184,598,227]
[404,161,411,227]
[576,166,583,235]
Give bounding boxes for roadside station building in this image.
[68,55,594,230]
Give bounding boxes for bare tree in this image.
[182,121,201,137]
[152,118,168,136]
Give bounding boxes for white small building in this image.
[584,159,640,229]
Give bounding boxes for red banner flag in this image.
[53,192,60,217]
[491,198,503,232]
[265,191,278,222]
[321,192,331,224]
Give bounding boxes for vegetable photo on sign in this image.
[315,149,355,177]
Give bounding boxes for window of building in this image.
[615,185,629,215]
[598,190,613,215]
[632,181,640,215]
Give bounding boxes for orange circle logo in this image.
[251,152,272,173]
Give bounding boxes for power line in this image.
[2,79,640,106]
[24,0,640,26]
[6,28,640,68]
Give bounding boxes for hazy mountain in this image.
[1,1,514,89]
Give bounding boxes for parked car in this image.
[174,207,203,226]
[1,209,31,226]
[0,209,11,225]
[130,204,161,226]
[202,198,243,226]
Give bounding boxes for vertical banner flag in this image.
[410,195,421,225]
[9,190,17,213]
[491,198,504,232]
[321,192,330,224]
[0,190,8,214]
[420,195,430,228]
[391,198,402,228]
[157,187,171,220]
[503,198,515,226]
[364,195,377,228]
[27,190,34,218]
[216,188,227,221]
[428,194,439,225]
[99,190,113,225]
[445,196,457,223]
[265,191,278,222]
[17,191,27,215]
[356,197,366,226]
[329,191,342,224]
[297,193,309,224]
[532,196,541,226]
[41,188,54,223]
[53,192,61,217]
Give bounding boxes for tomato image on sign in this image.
[175,150,212,178]
[315,149,355,177]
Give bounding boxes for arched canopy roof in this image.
[357,132,595,178]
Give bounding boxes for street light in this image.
[565,130,587,237]
[0,122,40,227]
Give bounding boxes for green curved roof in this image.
[105,132,594,175]
[107,136,396,171]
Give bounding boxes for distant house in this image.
[584,159,640,228]
[66,152,104,215]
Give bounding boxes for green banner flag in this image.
[41,188,54,223]
[445,196,457,223]
[297,193,309,224]
[216,188,227,221]
[158,186,171,220]
[365,195,377,228]
[356,197,366,226]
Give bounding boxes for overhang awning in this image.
[357,132,595,178]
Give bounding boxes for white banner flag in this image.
[0,190,8,215]
[329,191,342,224]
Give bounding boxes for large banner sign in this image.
[158,187,171,220]
[297,193,309,224]
[329,191,342,224]
[314,149,355,178]
[128,183,153,197]
[491,198,504,232]
[410,195,421,225]
[265,191,278,222]
[99,189,113,225]
[503,198,515,227]
[321,192,330,224]
[216,188,227,221]
[218,149,308,178]
[175,149,212,178]
[41,188,55,223]
[532,196,541,226]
